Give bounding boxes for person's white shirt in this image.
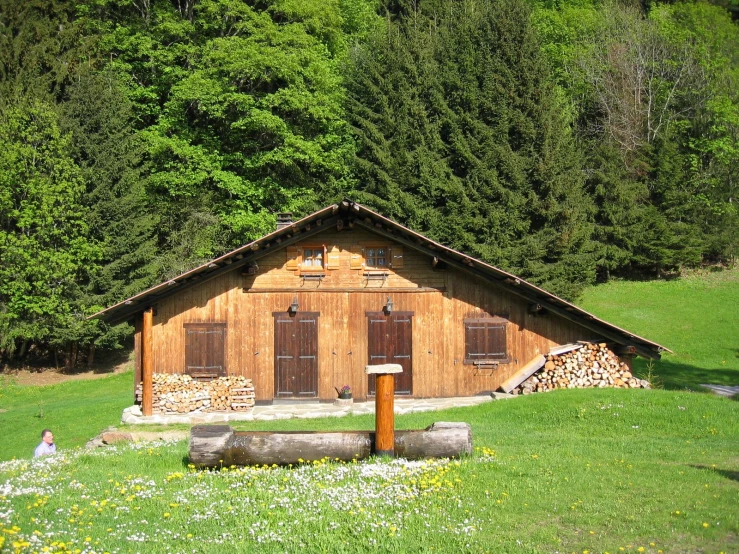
[34,441,56,457]
[34,431,56,457]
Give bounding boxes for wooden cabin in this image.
[92,201,665,414]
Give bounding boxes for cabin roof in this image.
[90,200,670,359]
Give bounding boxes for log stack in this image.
[135,374,255,414]
[513,342,649,395]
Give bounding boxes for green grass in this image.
[578,268,739,391]
[0,371,133,461]
[0,389,737,553]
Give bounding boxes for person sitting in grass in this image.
[34,429,56,457]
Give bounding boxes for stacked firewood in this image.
[136,373,255,414]
[514,342,649,395]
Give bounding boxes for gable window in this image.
[350,244,403,270]
[302,247,324,269]
[365,247,387,269]
[184,322,227,378]
[464,317,509,364]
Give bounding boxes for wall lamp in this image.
[384,296,393,315]
[289,296,299,314]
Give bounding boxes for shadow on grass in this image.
[691,465,739,483]
[633,358,739,391]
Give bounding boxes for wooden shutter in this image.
[464,321,487,362]
[485,322,507,360]
[350,245,364,270]
[326,246,341,270]
[389,245,404,268]
[185,323,227,377]
[286,246,301,271]
[464,318,508,363]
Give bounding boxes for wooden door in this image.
[274,312,319,398]
[367,312,413,395]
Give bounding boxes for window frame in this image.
[299,244,327,273]
[363,245,389,270]
[463,317,510,365]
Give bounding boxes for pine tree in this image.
[347,0,596,298]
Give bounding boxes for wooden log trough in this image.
[189,422,472,467]
[188,364,472,467]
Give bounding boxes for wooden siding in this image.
[145,228,591,401]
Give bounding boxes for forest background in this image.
[0,0,737,368]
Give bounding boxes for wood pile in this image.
[513,342,649,395]
[136,373,255,414]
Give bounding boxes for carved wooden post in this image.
[365,363,403,457]
[142,307,154,416]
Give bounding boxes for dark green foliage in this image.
[0,0,736,364]
[347,0,596,298]
[0,0,93,104]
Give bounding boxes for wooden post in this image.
[142,308,154,417]
[366,363,403,457]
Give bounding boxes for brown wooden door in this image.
[367,312,413,395]
[274,312,319,398]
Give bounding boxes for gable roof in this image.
[90,200,669,359]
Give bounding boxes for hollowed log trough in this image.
[189,422,472,467]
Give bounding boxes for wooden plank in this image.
[548,343,583,356]
[389,245,404,268]
[326,245,341,270]
[350,245,363,269]
[142,308,154,416]
[499,354,546,393]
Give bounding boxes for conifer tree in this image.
[348,0,596,298]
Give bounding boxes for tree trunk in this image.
[87,344,95,370]
[189,422,473,467]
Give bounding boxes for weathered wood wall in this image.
[144,228,590,401]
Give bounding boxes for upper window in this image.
[365,247,387,269]
[464,317,509,364]
[302,247,324,269]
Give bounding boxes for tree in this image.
[0,102,97,359]
[347,0,596,298]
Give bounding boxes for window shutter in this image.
[464,318,508,364]
[327,246,341,270]
[486,323,507,359]
[389,245,404,268]
[185,323,227,377]
[286,246,301,271]
[464,321,486,361]
[350,245,364,270]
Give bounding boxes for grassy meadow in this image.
[0,389,737,553]
[578,268,739,391]
[0,269,738,553]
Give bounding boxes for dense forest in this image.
[1,0,737,367]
